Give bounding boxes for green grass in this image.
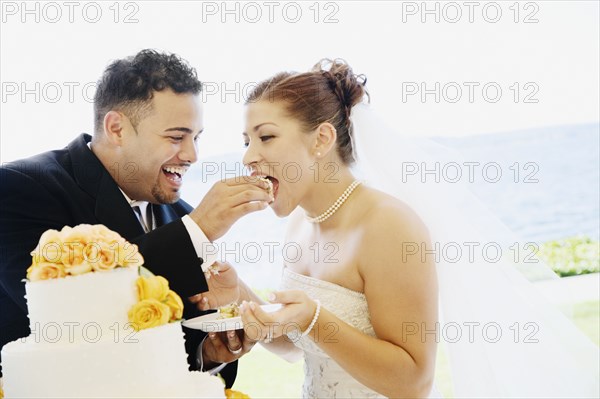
[232,299,599,398]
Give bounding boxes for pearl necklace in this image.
[306,180,362,224]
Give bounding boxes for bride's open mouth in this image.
[255,174,280,202]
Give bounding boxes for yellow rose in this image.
[27,262,66,281]
[86,241,119,271]
[136,276,170,301]
[89,224,119,241]
[121,247,144,268]
[225,389,251,399]
[164,290,184,321]
[113,241,144,268]
[59,240,92,275]
[61,224,92,244]
[30,229,63,264]
[128,298,170,331]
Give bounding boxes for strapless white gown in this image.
[281,267,441,399]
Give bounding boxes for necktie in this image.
[132,204,153,233]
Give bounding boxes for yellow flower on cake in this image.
[61,224,91,244]
[129,276,184,329]
[164,290,184,321]
[89,224,121,242]
[60,240,93,276]
[119,243,144,268]
[86,224,140,267]
[30,228,63,264]
[26,262,66,281]
[87,241,120,271]
[128,298,171,331]
[225,389,251,399]
[26,224,144,281]
[137,275,170,301]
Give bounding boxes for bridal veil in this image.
[350,103,599,398]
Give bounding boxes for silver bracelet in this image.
[300,299,321,337]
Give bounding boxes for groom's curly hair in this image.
[246,59,368,165]
[93,49,202,134]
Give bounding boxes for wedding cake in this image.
[1,224,225,398]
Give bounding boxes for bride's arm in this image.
[310,204,438,398]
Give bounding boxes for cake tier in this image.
[1,322,224,398]
[25,267,138,343]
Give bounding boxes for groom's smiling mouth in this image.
[162,165,188,184]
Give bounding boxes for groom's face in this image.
[117,89,204,204]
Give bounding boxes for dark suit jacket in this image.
[0,134,237,385]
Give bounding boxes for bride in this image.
[238,60,438,398]
[195,60,599,398]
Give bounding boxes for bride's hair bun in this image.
[313,59,369,112]
[246,59,369,164]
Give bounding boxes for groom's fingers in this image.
[189,177,272,241]
[207,332,225,354]
[226,330,242,350]
[231,201,270,219]
[229,188,273,207]
[222,176,272,189]
[189,294,214,311]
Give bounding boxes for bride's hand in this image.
[240,290,317,342]
[189,261,241,310]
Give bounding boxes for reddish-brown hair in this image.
[246,59,368,164]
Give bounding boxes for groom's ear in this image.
[313,122,337,157]
[102,111,126,146]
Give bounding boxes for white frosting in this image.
[25,267,138,344]
[2,269,225,398]
[2,323,224,398]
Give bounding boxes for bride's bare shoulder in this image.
[357,187,434,276]
[359,186,430,243]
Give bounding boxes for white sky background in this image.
[1,0,598,162]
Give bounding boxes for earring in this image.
[316,152,322,157]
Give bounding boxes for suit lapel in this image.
[95,173,145,240]
[68,134,145,240]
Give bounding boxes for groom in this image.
[0,49,271,386]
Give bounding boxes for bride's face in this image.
[243,100,317,217]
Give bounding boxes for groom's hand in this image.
[189,262,241,310]
[202,330,257,365]
[189,176,273,241]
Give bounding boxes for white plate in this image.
[182,304,283,332]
